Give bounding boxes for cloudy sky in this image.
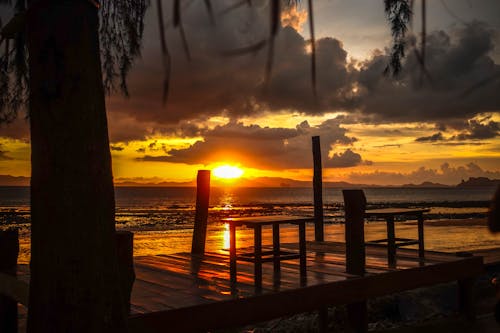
[1,0,499,185]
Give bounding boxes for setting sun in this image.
[213,165,244,179]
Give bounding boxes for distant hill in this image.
[0,175,30,186]
[456,177,500,188]
[401,181,449,188]
[114,180,194,187]
[1,174,498,188]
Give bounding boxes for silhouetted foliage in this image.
[384,0,412,76]
[0,0,149,121]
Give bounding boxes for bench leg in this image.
[417,213,425,259]
[386,216,396,267]
[458,278,476,321]
[299,222,307,285]
[347,301,368,333]
[254,225,262,290]
[272,223,280,272]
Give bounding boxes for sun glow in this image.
[213,165,244,179]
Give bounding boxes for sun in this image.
[213,165,244,179]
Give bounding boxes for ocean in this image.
[1,186,498,263]
[0,186,495,229]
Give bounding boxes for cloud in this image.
[347,162,500,185]
[1,3,498,149]
[451,119,499,140]
[136,118,360,170]
[415,118,499,143]
[356,22,500,123]
[0,144,13,160]
[415,132,445,142]
[110,145,124,151]
[0,117,29,141]
[326,148,371,168]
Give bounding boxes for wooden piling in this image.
[115,231,135,315]
[312,136,324,242]
[342,189,368,333]
[191,170,211,255]
[0,228,19,333]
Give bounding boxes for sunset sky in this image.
[0,0,499,186]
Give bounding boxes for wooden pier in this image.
[3,239,488,333]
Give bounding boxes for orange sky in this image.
[0,1,499,186]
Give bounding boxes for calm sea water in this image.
[0,186,495,207]
[0,186,494,231]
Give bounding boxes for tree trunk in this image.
[26,1,126,332]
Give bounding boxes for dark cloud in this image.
[452,119,499,140]
[416,119,499,143]
[110,145,124,151]
[326,148,370,168]
[415,132,445,142]
[0,117,29,141]
[136,119,358,170]
[356,22,500,123]
[105,6,500,144]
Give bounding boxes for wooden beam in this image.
[128,256,483,333]
[343,189,368,332]
[312,136,324,242]
[191,170,211,255]
[0,229,20,333]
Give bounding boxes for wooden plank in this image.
[222,215,315,227]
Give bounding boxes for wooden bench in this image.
[222,215,313,288]
[365,207,429,266]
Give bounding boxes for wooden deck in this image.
[91,242,483,332]
[13,241,486,332]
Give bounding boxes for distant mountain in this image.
[1,174,498,188]
[0,175,30,186]
[401,181,449,188]
[456,177,500,188]
[114,180,195,187]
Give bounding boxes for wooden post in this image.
[342,190,368,333]
[312,136,324,242]
[191,170,211,255]
[343,190,366,276]
[0,228,19,333]
[115,231,135,315]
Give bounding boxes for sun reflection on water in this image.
[223,223,230,250]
